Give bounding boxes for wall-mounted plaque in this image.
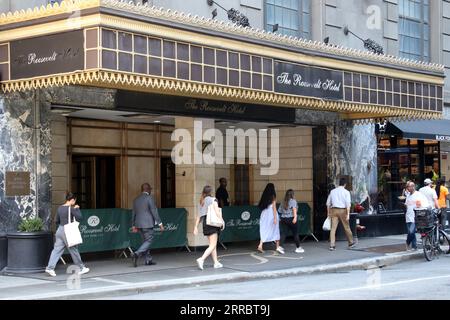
[5,171,30,197]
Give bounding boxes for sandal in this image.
[257,247,264,253]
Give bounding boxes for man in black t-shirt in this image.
[216,178,230,208]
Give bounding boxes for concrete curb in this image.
[9,250,423,300]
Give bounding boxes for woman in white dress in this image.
[257,183,283,254]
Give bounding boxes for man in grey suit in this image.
[131,183,164,267]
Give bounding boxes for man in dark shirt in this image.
[216,178,230,208]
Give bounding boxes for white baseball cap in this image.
[424,178,432,185]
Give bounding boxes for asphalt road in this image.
[101,254,450,300]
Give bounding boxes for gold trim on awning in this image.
[1,70,442,121]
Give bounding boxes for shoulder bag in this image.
[64,206,83,247]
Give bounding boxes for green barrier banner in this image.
[220,206,261,243]
[297,203,312,235]
[78,209,131,253]
[279,203,312,236]
[129,208,187,250]
[77,208,187,253]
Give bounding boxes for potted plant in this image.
[4,217,53,274]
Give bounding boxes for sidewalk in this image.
[0,235,422,300]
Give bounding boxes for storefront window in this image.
[377,137,439,212]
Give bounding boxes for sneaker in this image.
[276,247,285,254]
[348,242,357,249]
[329,246,336,251]
[213,262,223,269]
[295,247,305,253]
[78,267,90,275]
[45,268,56,277]
[196,258,204,270]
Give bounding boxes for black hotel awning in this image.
[379,120,450,141]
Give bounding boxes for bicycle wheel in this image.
[438,231,450,254]
[423,234,434,261]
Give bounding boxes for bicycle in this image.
[414,208,450,261]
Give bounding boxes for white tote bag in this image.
[206,201,224,229]
[322,216,331,231]
[64,206,83,247]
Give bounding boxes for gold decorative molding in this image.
[0,0,445,75]
[0,0,100,24]
[1,70,442,121]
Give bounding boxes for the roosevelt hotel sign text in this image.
[274,61,344,100]
[10,30,84,80]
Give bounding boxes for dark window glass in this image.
[408,95,415,109]
[361,89,369,103]
[217,68,227,85]
[102,50,116,69]
[437,100,443,111]
[353,74,361,87]
[344,73,352,86]
[177,62,189,80]
[252,56,262,73]
[229,70,239,86]
[416,83,422,96]
[241,71,251,87]
[423,84,429,96]
[394,93,401,106]
[361,75,369,88]
[118,53,132,72]
[229,52,239,69]
[118,32,132,52]
[370,91,377,104]
[353,88,361,102]
[378,92,385,105]
[386,93,393,105]
[430,85,436,97]
[241,54,250,71]
[149,57,162,75]
[163,59,176,77]
[263,58,272,74]
[401,81,407,94]
[437,86,443,99]
[102,29,116,49]
[134,35,147,54]
[204,48,215,65]
[263,75,273,91]
[163,41,175,59]
[191,46,202,63]
[204,66,215,83]
[430,99,436,110]
[177,43,189,61]
[345,88,352,100]
[370,76,377,89]
[408,82,415,95]
[416,96,422,109]
[377,77,385,90]
[191,64,202,82]
[216,50,227,67]
[134,55,147,74]
[386,79,393,91]
[394,80,400,93]
[401,94,408,107]
[252,73,262,89]
[423,97,429,109]
[149,38,161,56]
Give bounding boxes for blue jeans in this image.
[406,222,417,249]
